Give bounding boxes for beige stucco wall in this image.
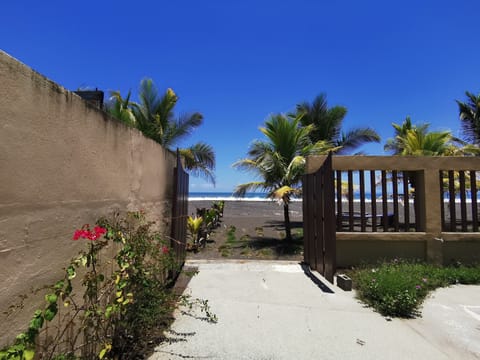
[0,51,176,345]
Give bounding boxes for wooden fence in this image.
[170,150,189,274]
[304,155,480,273]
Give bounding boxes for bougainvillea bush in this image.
[0,211,179,360]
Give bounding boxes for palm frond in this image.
[457,91,480,145]
[180,142,216,185]
[164,112,203,148]
[233,182,268,197]
[336,128,381,154]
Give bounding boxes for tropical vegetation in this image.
[106,78,215,184]
[233,114,335,241]
[456,91,480,146]
[352,259,480,318]
[0,211,216,359]
[384,116,480,156]
[295,93,381,154]
[384,117,460,156]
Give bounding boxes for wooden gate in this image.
[170,150,189,274]
[302,152,336,283]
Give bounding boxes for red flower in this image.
[162,246,169,254]
[72,225,107,241]
[73,229,86,241]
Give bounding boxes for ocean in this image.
[189,191,476,202]
[189,192,272,201]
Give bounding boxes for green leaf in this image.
[23,349,35,360]
[54,280,64,290]
[45,293,57,304]
[44,304,57,321]
[98,348,107,359]
[98,343,111,359]
[29,311,44,331]
[105,305,113,319]
[66,266,76,280]
[122,298,132,305]
[15,332,27,342]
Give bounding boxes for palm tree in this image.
[233,114,335,241]
[110,78,216,184]
[398,128,455,156]
[384,117,464,156]
[105,90,137,127]
[456,91,480,145]
[295,93,380,154]
[384,117,426,154]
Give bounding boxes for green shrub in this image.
[352,259,480,318]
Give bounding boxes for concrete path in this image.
[150,260,480,360]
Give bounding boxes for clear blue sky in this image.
[2,1,479,193]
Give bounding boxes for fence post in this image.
[420,169,444,264]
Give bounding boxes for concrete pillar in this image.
[422,168,443,264]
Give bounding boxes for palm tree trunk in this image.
[283,203,292,241]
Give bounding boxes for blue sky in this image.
[2,1,479,192]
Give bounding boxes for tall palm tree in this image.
[110,78,216,184]
[456,91,480,146]
[295,93,380,154]
[233,114,335,241]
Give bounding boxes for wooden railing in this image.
[307,156,480,234]
[440,170,479,232]
[305,155,480,266]
[335,170,418,232]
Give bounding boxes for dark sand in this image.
[187,200,304,260]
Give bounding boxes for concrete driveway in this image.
[150,260,480,360]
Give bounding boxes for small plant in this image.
[187,216,204,249]
[178,295,218,323]
[212,201,225,217]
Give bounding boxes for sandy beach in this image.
[186,199,479,260]
[187,200,304,260]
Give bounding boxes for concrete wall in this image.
[306,155,480,267]
[0,51,176,345]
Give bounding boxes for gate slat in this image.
[323,153,336,283]
[315,169,324,273]
[370,170,377,232]
[471,171,478,232]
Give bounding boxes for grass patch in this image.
[352,259,480,318]
[255,227,264,236]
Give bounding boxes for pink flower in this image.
[162,246,169,254]
[415,285,422,290]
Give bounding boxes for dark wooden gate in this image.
[170,150,189,273]
[302,152,336,283]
